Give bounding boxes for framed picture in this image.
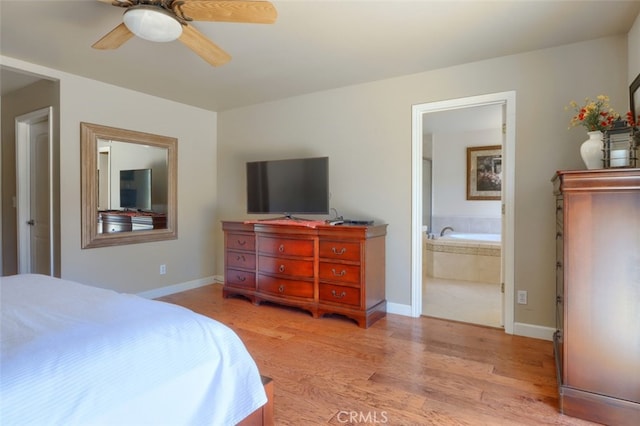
[630,73,640,125]
[467,145,502,200]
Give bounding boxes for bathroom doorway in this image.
[422,105,503,328]
[411,92,516,334]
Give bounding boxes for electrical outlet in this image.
[517,290,527,304]
[160,264,166,275]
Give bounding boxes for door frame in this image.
[16,106,54,275]
[411,92,516,334]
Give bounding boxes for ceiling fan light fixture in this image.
[123,6,183,43]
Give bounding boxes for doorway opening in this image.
[411,92,516,334]
[422,104,503,328]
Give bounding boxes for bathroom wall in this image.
[430,127,502,235]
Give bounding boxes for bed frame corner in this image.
[238,375,273,426]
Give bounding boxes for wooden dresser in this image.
[552,169,640,425]
[99,210,167,233]
[222,221,387,328]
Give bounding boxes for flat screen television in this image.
[120,168,152,210]
[246,157,329,215]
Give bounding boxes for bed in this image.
[0,274,268,425]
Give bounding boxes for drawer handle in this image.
[236,275,246,282]
[555,232,562,239]
[279,244,285,253]
[236,254,246,262]
[556,261,562,269]
[331,247,347,255]
[279,264,286,273]
[331,290,347,299]
[331,268,346,277]
[556,205,562,212]
[278,285,285,293]
[237,240,246,246]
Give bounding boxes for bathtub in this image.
[423,232,501,284]
[441,232,501,243]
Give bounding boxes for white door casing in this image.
[411,92,516,334]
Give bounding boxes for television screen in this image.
[120,169,152,210]
[246,157,329,215]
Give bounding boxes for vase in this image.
[580,131,603,169]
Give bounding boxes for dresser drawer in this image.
[227,251,256,270]
[225,268,256,289]
[258,275,314,299]
[319,283,360,307]
[102,221,132,233]
[319,241,361,262]
[258,237,314,257]
[258,256,314,278]
[227,233,255,251]
[319,262,361,285]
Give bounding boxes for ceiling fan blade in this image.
[178,24,231,67]
[92,23,134,49]
[175,0,277,23]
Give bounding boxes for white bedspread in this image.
[0,274,266,426]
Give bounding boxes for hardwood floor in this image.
[158,285,596,426]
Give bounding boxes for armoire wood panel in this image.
[552,169,640,425]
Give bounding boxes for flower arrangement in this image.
[566,95,618,132]
[626,110,640,128]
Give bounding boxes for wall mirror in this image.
[81,122,177,248]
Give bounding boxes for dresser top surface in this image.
[553,168,640,194]
[222,220,387,238]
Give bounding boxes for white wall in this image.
[432,128,502,220]
[217,35,629,329]
[629,13,640,82]
[1,56,218,295]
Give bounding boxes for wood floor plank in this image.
[158,285,597,425]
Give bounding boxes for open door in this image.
[500,106,507,327]
[16,107,54,275]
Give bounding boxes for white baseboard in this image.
[137,276,215,299]
[387,303,554,342]
[513,322,555,341]
[386,302,414,317]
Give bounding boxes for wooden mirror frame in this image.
[81,122,177,248]
[630,73,640,124]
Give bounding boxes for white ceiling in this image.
[1,0,639,112]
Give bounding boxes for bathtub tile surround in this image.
[423,234,501,284]
[431,216,501,236]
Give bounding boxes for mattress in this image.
[0,274,266,425]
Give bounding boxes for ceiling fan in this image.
[92,0,277,67]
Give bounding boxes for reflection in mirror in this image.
[81,123,177,248]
